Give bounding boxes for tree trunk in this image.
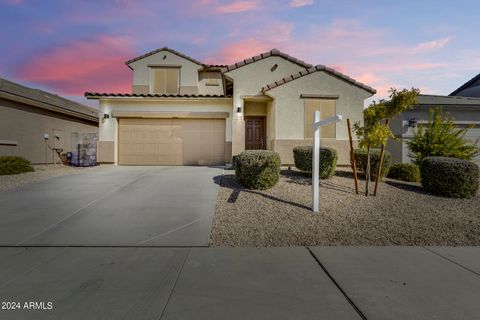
[365,146,370,196]
[374,119,389,196]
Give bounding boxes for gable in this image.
[128,49,203,88]
[223,48,311,73]
[224,55,308,95]
[125,47,203,68]
[262,65,376,95]
[450,74,480,97]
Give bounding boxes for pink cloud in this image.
[410,36,454,53]
[17,35,133,95]
[289,0,314,7]
[215,0,257,13]
[205,38,274,64]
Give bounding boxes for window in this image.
[151,68,179,94]
[305,98,336,138]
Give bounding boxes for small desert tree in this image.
[354,88,419,195]
[407,109,479,164]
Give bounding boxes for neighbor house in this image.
[388,94,480,165]
[86,47,375,166]
[0,77,98,164]
[450,72,480,97]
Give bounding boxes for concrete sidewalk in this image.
[0,246,478,319]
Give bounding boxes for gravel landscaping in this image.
[0,164,102,192]
[210,168,480,247]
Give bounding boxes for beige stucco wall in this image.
[266,100,275,150]
[272,139,357,165]
[99,98,233,164]
[225,56,307,155]
[129,50,202,94]
[266,71,371,164]
[267,71,371,140]
[198,71,224,95]
[0,102,98,164]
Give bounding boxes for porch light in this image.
[237,106,242,113]
[103,113,110,119]
[408,117,417,128]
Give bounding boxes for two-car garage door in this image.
[118,118,225,165]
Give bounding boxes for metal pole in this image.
[312,111,320,212]
[374,119,389,196]
[45,140,48,167]
[347,119,359,194]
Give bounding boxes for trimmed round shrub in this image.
[293,146,338,179]
[354,148,392,179]
[235,150,281,189]
[387,163,421,182]
[419,157,479,198]
[0,156,34,175]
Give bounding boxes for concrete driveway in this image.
[0,166,222,246]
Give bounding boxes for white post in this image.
[312,111,320,212]
[311,113,343,213]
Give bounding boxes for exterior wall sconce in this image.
[103,113,110,119]
[408,117,418,128]
[237,106,242,113]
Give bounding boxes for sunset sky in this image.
[1,0,479,107]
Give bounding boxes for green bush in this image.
[0,156,34,175]
[354,148,392,179]
[387,163,420,182]
[235,150,281,189]
[407,109,479,164]
[293,146,338,179]
[419,157,479,198]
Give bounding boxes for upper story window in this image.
[150,67,179,94]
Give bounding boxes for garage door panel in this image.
[119,118,225,166]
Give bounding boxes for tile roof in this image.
[125,47,204,67]
[449,73,480,96]
[261,65,376,94]
[85,92,231,99]
[0,77,98,122]
[417,94,480,106]
[222,48,312,72]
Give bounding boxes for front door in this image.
[245,117,266,150]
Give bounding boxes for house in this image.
[86,47,375,166]
[0,77,99,164]
[450,73,480,97]
[388,94,480,165]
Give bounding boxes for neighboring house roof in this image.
[222,48,312,73]
[449,73,480,97]
[261,65,377,94]
[0,77,98,122]
[125,47,204,68]
[416,94,480,106]
[85,92,231,99]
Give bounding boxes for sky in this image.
[1,0,479,108]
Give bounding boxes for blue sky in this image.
[1,0,479,107]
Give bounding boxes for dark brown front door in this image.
[245,117,266,150]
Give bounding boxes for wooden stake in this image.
[374,119,389,196]
[347,119,359,194]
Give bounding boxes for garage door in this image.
[118,118,225,165]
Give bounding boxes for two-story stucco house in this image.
[86,47,375,166]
